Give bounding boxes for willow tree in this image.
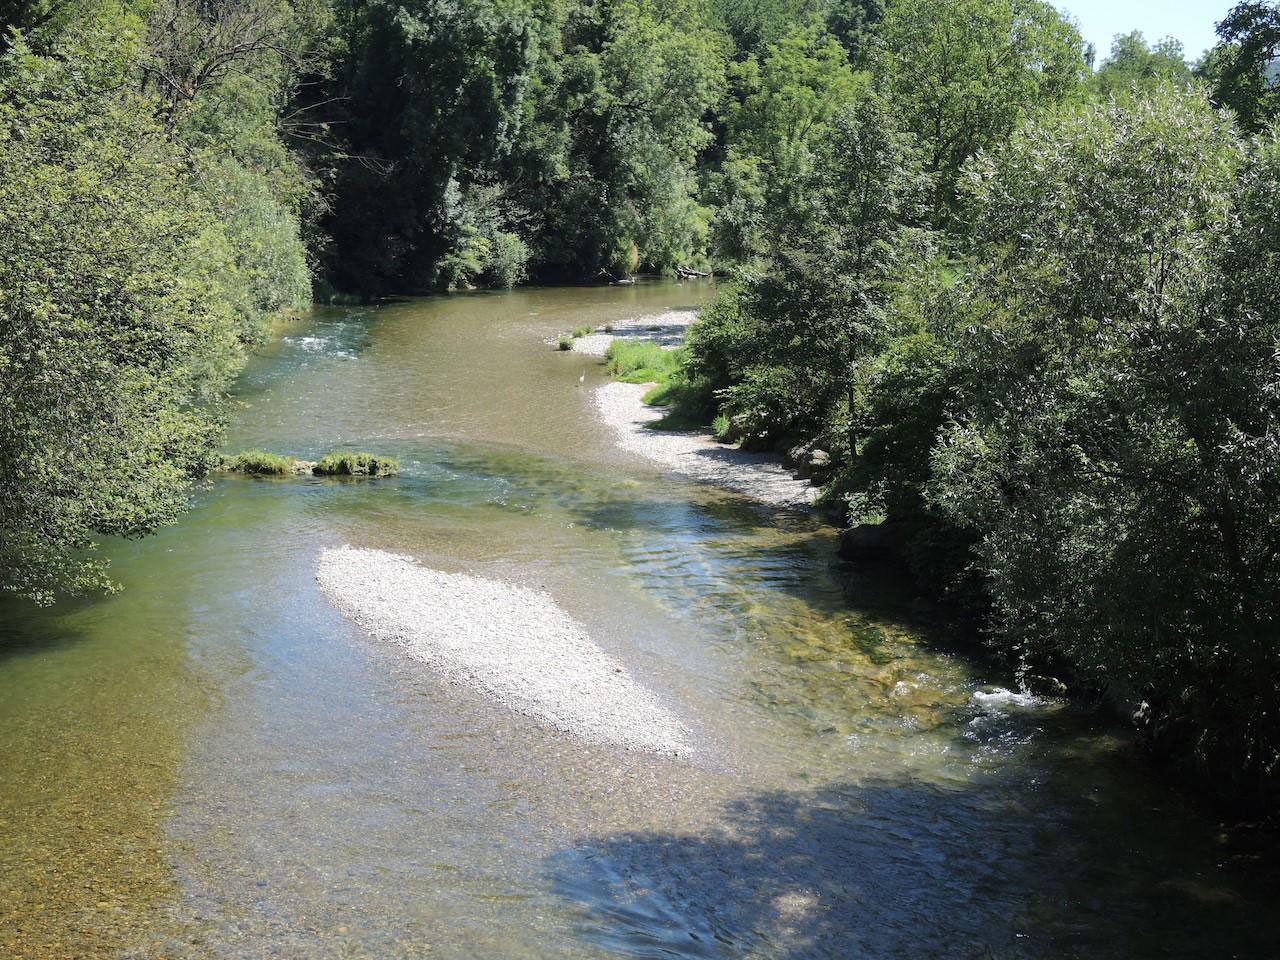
[0,34,244,602]
[932,86,1280,802]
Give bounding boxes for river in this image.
[1,282,1275,958]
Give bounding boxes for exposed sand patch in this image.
[572,308,698,357]
[593,381,818,511]
[316,546,692,756]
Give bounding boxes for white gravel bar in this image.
[316,545,692,756]
[594,381,818,511]
[572,308,698,357]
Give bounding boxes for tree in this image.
[931,85,1280,802]
[873,0,1086,226]
[709,21,866,263]
[711,0,818,57]
[726,23,865,167]
[528,0,728,278]
[0,33,246,602]
[323,0,538,295]
[1091,31,1192,99]
[1198,0,1280,133]
[685,95,924,454]
[823,0,882,65]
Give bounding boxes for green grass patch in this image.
[604,341,720,433]
[604,340,683,384]
[221,449,298,475]
[313,451,399,477]
[557,335,573,351]
[571,324,595,338]
[645,378,719,432]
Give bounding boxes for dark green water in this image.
[1,283,1275,958]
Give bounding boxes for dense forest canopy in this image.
[2,0,1280,805]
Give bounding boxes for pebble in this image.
[316,546,692,756]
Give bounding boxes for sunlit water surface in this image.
[2,283,1276,958]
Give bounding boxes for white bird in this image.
[578,370,586,385]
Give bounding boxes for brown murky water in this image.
[1,282,1276,958]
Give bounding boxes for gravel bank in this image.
[316,546,692,756]
[572,308,698,357]
[593,381,818,510]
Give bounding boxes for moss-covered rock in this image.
[219,450,307,476]
[219,450,398,478]
[312,452,399,477]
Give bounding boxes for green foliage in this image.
[557,335,574,350]
[690,95,927,448]
[1198,1,1280,133]
[313,451,400,476]
[436,182,533,290]
[712,0,812,56]
[221,450,299,475]
[932,86,1280,801]
[201,156,312,343]
[321,0,727,291]
[527,0,729,278]
[710,20,868,266]
[1091,31,1192,99]
[874,0,1086,224]
[571,324,595,338]
[823,0,882,64]
[324,0,536,295]
[727,23,866,164]
[0,31,244,603]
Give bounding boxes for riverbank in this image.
[593,381,817,510]
[316,545,692,756]
[581,310,819,511]
[570,308,697,357]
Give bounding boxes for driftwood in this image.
[676,265,711,278]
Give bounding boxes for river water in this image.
[1,283,1275,959]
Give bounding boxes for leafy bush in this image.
[201,156,312,344]
[483,230,530,288]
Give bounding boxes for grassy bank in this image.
[603,340,717,433]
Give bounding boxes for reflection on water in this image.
[1,282,1276,958]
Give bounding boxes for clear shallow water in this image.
[1,282,1276,958]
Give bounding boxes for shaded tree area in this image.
[318,0,730,296]
[653,0,1280,807]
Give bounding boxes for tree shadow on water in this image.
[546,777,1276,960]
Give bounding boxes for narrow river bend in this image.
[1,283,1275,958]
